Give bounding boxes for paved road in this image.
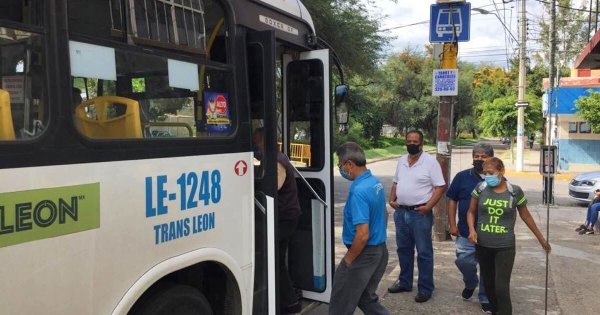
[306,143,599,314]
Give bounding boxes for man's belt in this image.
[399,203,426,211]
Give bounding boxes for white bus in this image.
[0,0,347,314]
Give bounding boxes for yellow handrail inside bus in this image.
[197,18,225,121]
[75,96,143,139]
[0,89,16,140]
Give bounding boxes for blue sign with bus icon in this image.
[430,2,471,43]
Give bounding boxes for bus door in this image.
[247,30,279,314]
[283,50,334,303]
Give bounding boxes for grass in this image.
[363,144,436,162]
[453,138,479,146]
[333,136,477,164]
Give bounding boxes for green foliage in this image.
[477,93,544,137]
[535,0,588,67]
[334,121,373,149]
[575,91,600,133]
[303,0,392,75]
[472,66,516,102]
[344,87,385,145]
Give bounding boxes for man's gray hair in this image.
[472,143,494,157]
[336,142,367,167]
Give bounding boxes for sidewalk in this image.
[501,147,573,180]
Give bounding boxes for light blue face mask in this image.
[339,163,352,181]
[484,175,501,187]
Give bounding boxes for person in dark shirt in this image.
[446,143,493,313]
[252,127,302,314]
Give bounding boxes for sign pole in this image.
[433,42,457,242]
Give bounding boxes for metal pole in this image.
[516,0,526,172]
[545,2,557,314]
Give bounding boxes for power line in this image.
[534,0,596,13]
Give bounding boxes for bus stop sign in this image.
[430,2,471,43]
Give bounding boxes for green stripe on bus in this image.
[0,183,100,248]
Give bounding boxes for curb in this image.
[504,170,572,180]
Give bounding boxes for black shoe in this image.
[575,224,587,232]
[281,302,301,314]
[462,287,475,300]
[585,229,595,235]
[481,303,493,314]
[414,292,431,303]
[388,280,412,293]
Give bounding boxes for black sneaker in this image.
[388,280,412,293]
[461,287,475,300]
[579,228,589,235]
[414,292,431,303]
[481,303,493,314]
[575,224,587,232]
[585,229,595,235]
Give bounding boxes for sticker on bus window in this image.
[204,91,231,134]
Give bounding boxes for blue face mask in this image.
[484,175,501,187]
[339,164,352,181]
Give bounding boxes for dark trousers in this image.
[476,245,516,315]
[279,219,298,308]
[329,243,389,315]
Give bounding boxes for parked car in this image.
[568,171,600,202]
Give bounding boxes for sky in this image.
[372,0,554,69]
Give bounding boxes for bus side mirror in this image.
[335,84,349,125]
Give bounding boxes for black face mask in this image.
[473,160,484,173]
[407,144,421,155]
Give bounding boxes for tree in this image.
[477,93,544,138]
[575,91,600,133]
[379,49,439,141]
[302,0,393,75]
[535,0,588,67]
[472,66,516,102]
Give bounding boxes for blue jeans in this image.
[394,208,434,295]
[455,236,489,303]
[586,203,600,226]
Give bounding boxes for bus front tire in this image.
[135,284,213,315]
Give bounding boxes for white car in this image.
[569,171,600,202]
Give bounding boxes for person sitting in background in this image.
[575,189,600,235]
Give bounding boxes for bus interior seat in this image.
[75,95,143,138]
[0,89,16,140]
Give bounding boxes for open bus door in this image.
[248,28,334,312]
[283,50,334,303]
[247,30,279,314]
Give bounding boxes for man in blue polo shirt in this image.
[446,143,494,314]
[329,142,389,315]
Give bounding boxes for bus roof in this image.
[255,0,315,32]
[232,0,316,48]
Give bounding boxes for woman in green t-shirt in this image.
[466,157,551,315]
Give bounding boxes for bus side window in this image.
[0,28,47,141]
[74,96,143,139]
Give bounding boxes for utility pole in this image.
[515,0,527,172]
[433,42,457,242]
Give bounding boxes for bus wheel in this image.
[136,284,213,315]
